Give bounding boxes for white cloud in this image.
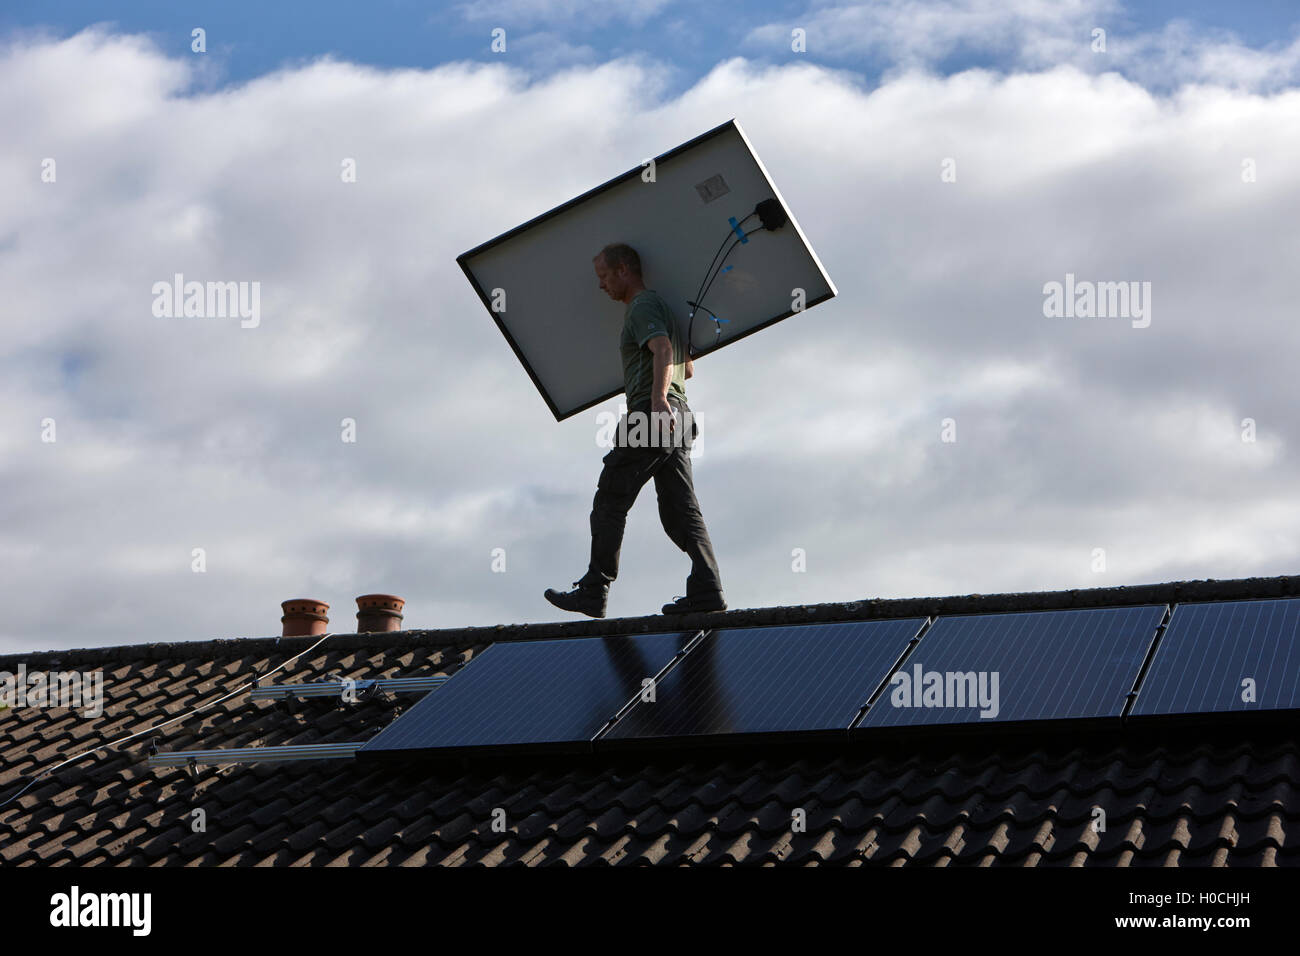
[745,0,1121,70]
[745,0,1300,93]
[1113,19,1300,93]
[2,23,1300,653]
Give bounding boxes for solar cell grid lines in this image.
[599,618,925,747]
[1130,598,1300,718]
[356,631,694,758]
[856,604,1168,730]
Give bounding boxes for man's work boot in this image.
[661,590,727,615]
[544,580,608,619]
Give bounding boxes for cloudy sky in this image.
[2,0,1299,653]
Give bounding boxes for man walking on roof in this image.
[544,243,726,619]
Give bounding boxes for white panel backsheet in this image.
[457,120,836,420]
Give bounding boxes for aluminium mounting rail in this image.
[147,677,449,770]
[147,742,365,768]
[249,676,447,701]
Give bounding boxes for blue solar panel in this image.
[1130,598,1300,717]
[599,619,926,746]
[356,631,692,757]
[856,604,1167,730]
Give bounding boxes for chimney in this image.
[356,594,405,633]
[281,598,329,637]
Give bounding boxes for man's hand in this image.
[650,394,675,436]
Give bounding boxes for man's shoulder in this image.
[627,288,671,309]
[628,296,675,346]
[626,289,676,325]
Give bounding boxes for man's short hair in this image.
[596,243,641,276]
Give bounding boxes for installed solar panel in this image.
[598,619,925,747]
[356,631,692,758]
[856,604,1167,730]
[1130,598,1300,718]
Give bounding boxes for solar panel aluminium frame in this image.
[1127,597,1300,728]
[850,603,1172,739]
[592,618,928,753]
[455,118,838,421]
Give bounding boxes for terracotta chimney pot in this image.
[281,599,329,637]
[356,594,405,633]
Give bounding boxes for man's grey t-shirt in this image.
[621,289,687,409]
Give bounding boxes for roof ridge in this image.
[8,572,1300,666]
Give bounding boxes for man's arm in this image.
[685,356,694,379]
[646,336,680,436]
[648,335,674,402]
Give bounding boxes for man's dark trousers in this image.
[578,394,722,597]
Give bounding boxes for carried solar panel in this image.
[856,604,1167,731]
[598,619,926,748]
[457,119,837,420]
[356,631,692,758]
[1130,598,1300,718]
